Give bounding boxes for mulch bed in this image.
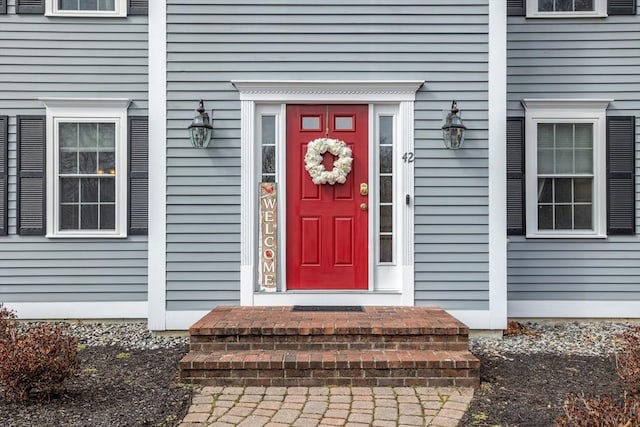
[461,352,624,426]
[0,341,628,426]
[0,345,193,427]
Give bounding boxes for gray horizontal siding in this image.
[508,237,640,301]
[0,2,148,307]
[166,0,490,312]
[507,8,640,304]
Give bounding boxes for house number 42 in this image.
[402,152,415,163]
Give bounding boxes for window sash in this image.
[58,0,116,11]
[46,0,126,16]
[526,0,607,17]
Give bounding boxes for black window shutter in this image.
[16,0,44,14]
[607,116,636,235]
[507,0,526,16]
[0,0,7,15]
[17,116,46,236]
[507,117,526,235]
[128,0,147,15]
[128,116,148,235]
[609,0,637,15]
[0,116,7,236]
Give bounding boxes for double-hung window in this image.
[526,0,607,17]
[42,99,130,238]
[46,0,127,17]
[523,99,610,238]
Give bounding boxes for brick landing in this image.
[180,306,480,388]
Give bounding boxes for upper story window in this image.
[46,0,127,17]
[526,0,607,17]
[523,99,610,238]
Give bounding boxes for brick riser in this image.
[180,306,480,388]
[179,349,479,388]
[189,335,469,352]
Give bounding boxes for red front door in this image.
[286,105,368,290]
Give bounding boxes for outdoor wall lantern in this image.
[188,99,214,149]
[441,101,467,150]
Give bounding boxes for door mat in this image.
[292,305,364,312]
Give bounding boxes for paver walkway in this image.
[178,386,474,427]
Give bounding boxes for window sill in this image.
[525,232,607,239]
[46,232,128,239]
[45,12,126,18]
[525,12,608,18]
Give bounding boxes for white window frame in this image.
[526,0,607,18]
[523,99,611,238]
[41,98,131,238]
[45,0,127,17]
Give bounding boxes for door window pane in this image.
[301,116,320,130]
[261,115,276,183]
[380,176,393,204]
[262,146,275,174]
[379,235,393,263]
[378,115,394,264]
[379,146,393,174]
[334,116,353,130]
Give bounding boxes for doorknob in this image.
[360,203,368,211]
[360,183,368,196]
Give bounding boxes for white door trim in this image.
[233,80,423,307]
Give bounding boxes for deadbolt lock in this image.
[360,183,368,196]
[360,203,368,211]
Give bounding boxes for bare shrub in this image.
[555,393,640,427]
[0,304,80,401]
[616,327,640,394]
[503,320,540,337]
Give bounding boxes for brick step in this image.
[179,349,480,388]
[189,306,470,352]
[189,334,468,352]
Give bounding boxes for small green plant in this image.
[82,367,97,375]
[555,393,640,427]
[0,303,80,401]
[616,327,640,394]
[77,344,87,351]
[116,352,131,359]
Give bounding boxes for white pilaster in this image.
[488,0,508,329]
[240,100,256,306]
[147,0,167,330]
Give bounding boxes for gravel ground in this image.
[463,321,636,427]
[470,321,632,356]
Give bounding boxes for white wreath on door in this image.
[304,138,353,185]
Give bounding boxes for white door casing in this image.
[233,80,423,307]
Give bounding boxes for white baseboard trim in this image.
[509,300,640,318]
[5,302,147,320]
[446,310,495,330]
[165,310,210,330]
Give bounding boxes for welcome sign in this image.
[259,182,277,292]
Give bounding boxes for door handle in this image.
[360,203,368,211]
[360,183,368,196]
